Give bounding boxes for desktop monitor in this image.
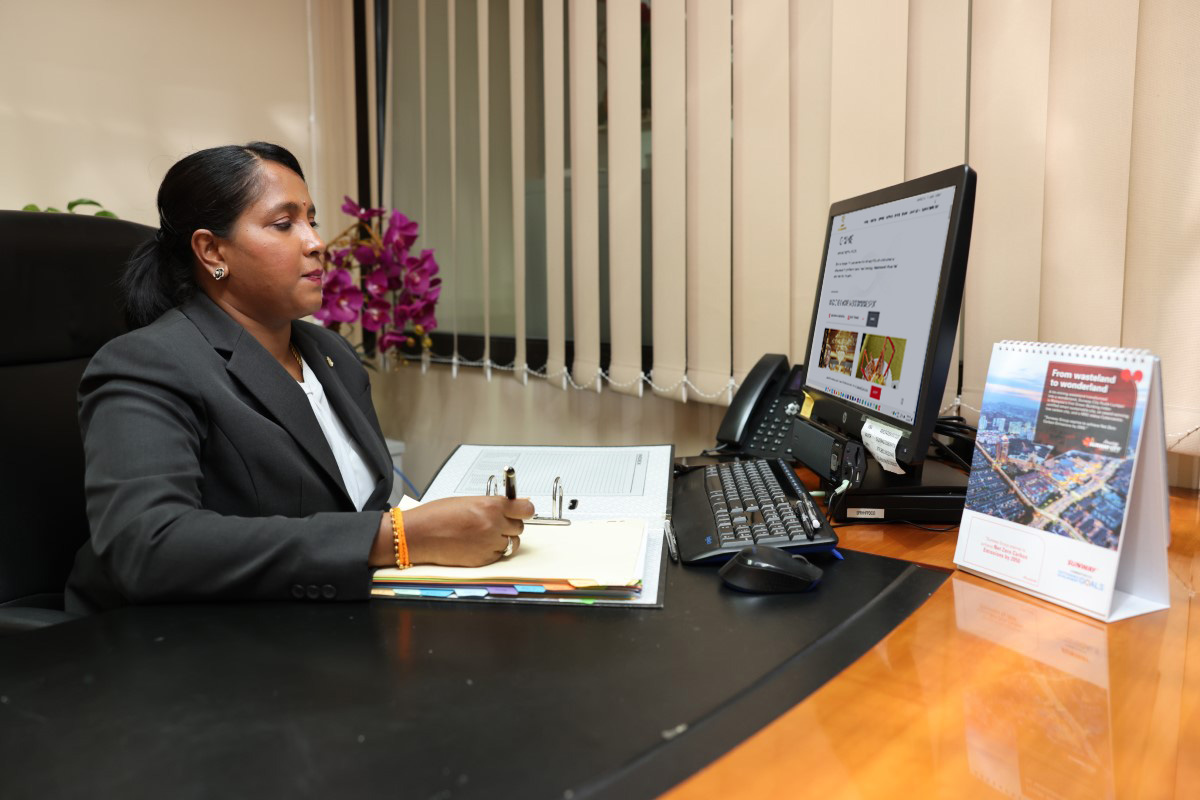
[802,164,976,521]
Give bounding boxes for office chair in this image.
[0,210,152,633]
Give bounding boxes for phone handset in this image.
[715,354,790,448]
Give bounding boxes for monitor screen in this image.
[803,165,976,470]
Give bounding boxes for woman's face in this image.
[210,160,325,328]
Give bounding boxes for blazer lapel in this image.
[180,294,351,505]
[292,326,393,505]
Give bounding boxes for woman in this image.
[65,142,533,614]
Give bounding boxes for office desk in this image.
[0,545,945,799]
[3,493,1192,799]
[664,487,1200,799]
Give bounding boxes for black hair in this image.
[121,141,306,328]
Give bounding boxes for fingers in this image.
[502,497,536,520]
[497,533,521,558]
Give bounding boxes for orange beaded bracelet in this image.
[390,506,411,569]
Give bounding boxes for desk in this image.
[0,544,943,799]
[664,487,1200,798]
[2,492,1194,799]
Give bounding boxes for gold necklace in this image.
[289,343,303,377]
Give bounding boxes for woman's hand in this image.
[370,496,536,568]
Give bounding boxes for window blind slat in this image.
[905,0,969,413]
[651,0,688,401]
[568,0,602,390]
[1124,0,1200,457]
[732,0,791,381]
[477,0,491,366]
[962,1,1052,410]
[1039,0,1138,347]
[789,0,833,362]
[829,0,907,205]
[685,0,733,403]
[448,0,459,355]
[508,0,527,380]
[606,0,643,396]
[543,0,567,386]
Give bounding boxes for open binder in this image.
[954,341,1170,622]
[372,444,674,606]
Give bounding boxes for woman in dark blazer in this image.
[66,142,532,614]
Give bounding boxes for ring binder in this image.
[485,467,571,525]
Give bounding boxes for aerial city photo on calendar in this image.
[964,347,1150,551]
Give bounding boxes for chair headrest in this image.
[0,211,154,365]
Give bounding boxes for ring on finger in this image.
[502,538,515,557]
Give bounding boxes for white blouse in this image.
[296,354,376,511]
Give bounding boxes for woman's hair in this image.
[121,141,306,328]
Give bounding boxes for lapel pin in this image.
[326,356,334,367]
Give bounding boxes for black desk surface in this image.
[0,550,947,800]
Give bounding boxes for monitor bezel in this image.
[802,164,977,470]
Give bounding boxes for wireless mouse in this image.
[718,544,823,593]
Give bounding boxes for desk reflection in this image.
[954,578,1115,798]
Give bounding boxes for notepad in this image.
[373,519,647,589]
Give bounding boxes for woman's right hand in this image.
[373,496,536,568]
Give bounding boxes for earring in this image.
[213,267,226,281]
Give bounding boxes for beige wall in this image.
[0,0,354,233]
[372,362,725,492]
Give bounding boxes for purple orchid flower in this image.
[384,210,419,250]
[341,195,385,221]
[314,271,362,325]
[322,267,354,291]
[377,329,410,352]
[328,247,351,268]
[363,267,391,299]
[361,298,392,332]
[352,244,378,267]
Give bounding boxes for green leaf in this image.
[45,207,62,213]
[67,198,102,212]
[94,210,118,218]
[21,203,41,212]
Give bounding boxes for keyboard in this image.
[671,458,838,564]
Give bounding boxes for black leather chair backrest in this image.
[0,211,153,608]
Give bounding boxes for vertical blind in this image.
[381,0,1200,466]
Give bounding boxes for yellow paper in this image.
[374,518,646,588]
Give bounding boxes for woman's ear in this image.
[191,229,226,277]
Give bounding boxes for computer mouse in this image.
[718,545,823,593]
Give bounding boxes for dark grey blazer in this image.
[65,292,393,614]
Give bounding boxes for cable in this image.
[394,466,420,498]
[928,437,973,471]
[824,478,851,522]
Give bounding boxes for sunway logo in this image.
[1068,560,1097,572]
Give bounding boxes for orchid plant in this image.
[316,197,441,356]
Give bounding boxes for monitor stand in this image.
[830,458,967,525]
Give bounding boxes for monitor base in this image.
[830,459,968,525]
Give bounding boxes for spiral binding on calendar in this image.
[997,340,1153,363]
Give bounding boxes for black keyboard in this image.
[671,458,838,564]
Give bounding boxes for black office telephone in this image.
[716,354,805,458]
[716,354,865,488]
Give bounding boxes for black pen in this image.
[799,492,823,537]
[503,466,517,500]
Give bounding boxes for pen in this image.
[664,519,679,563]
[503,465,517,500]
[799,492,822,537]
